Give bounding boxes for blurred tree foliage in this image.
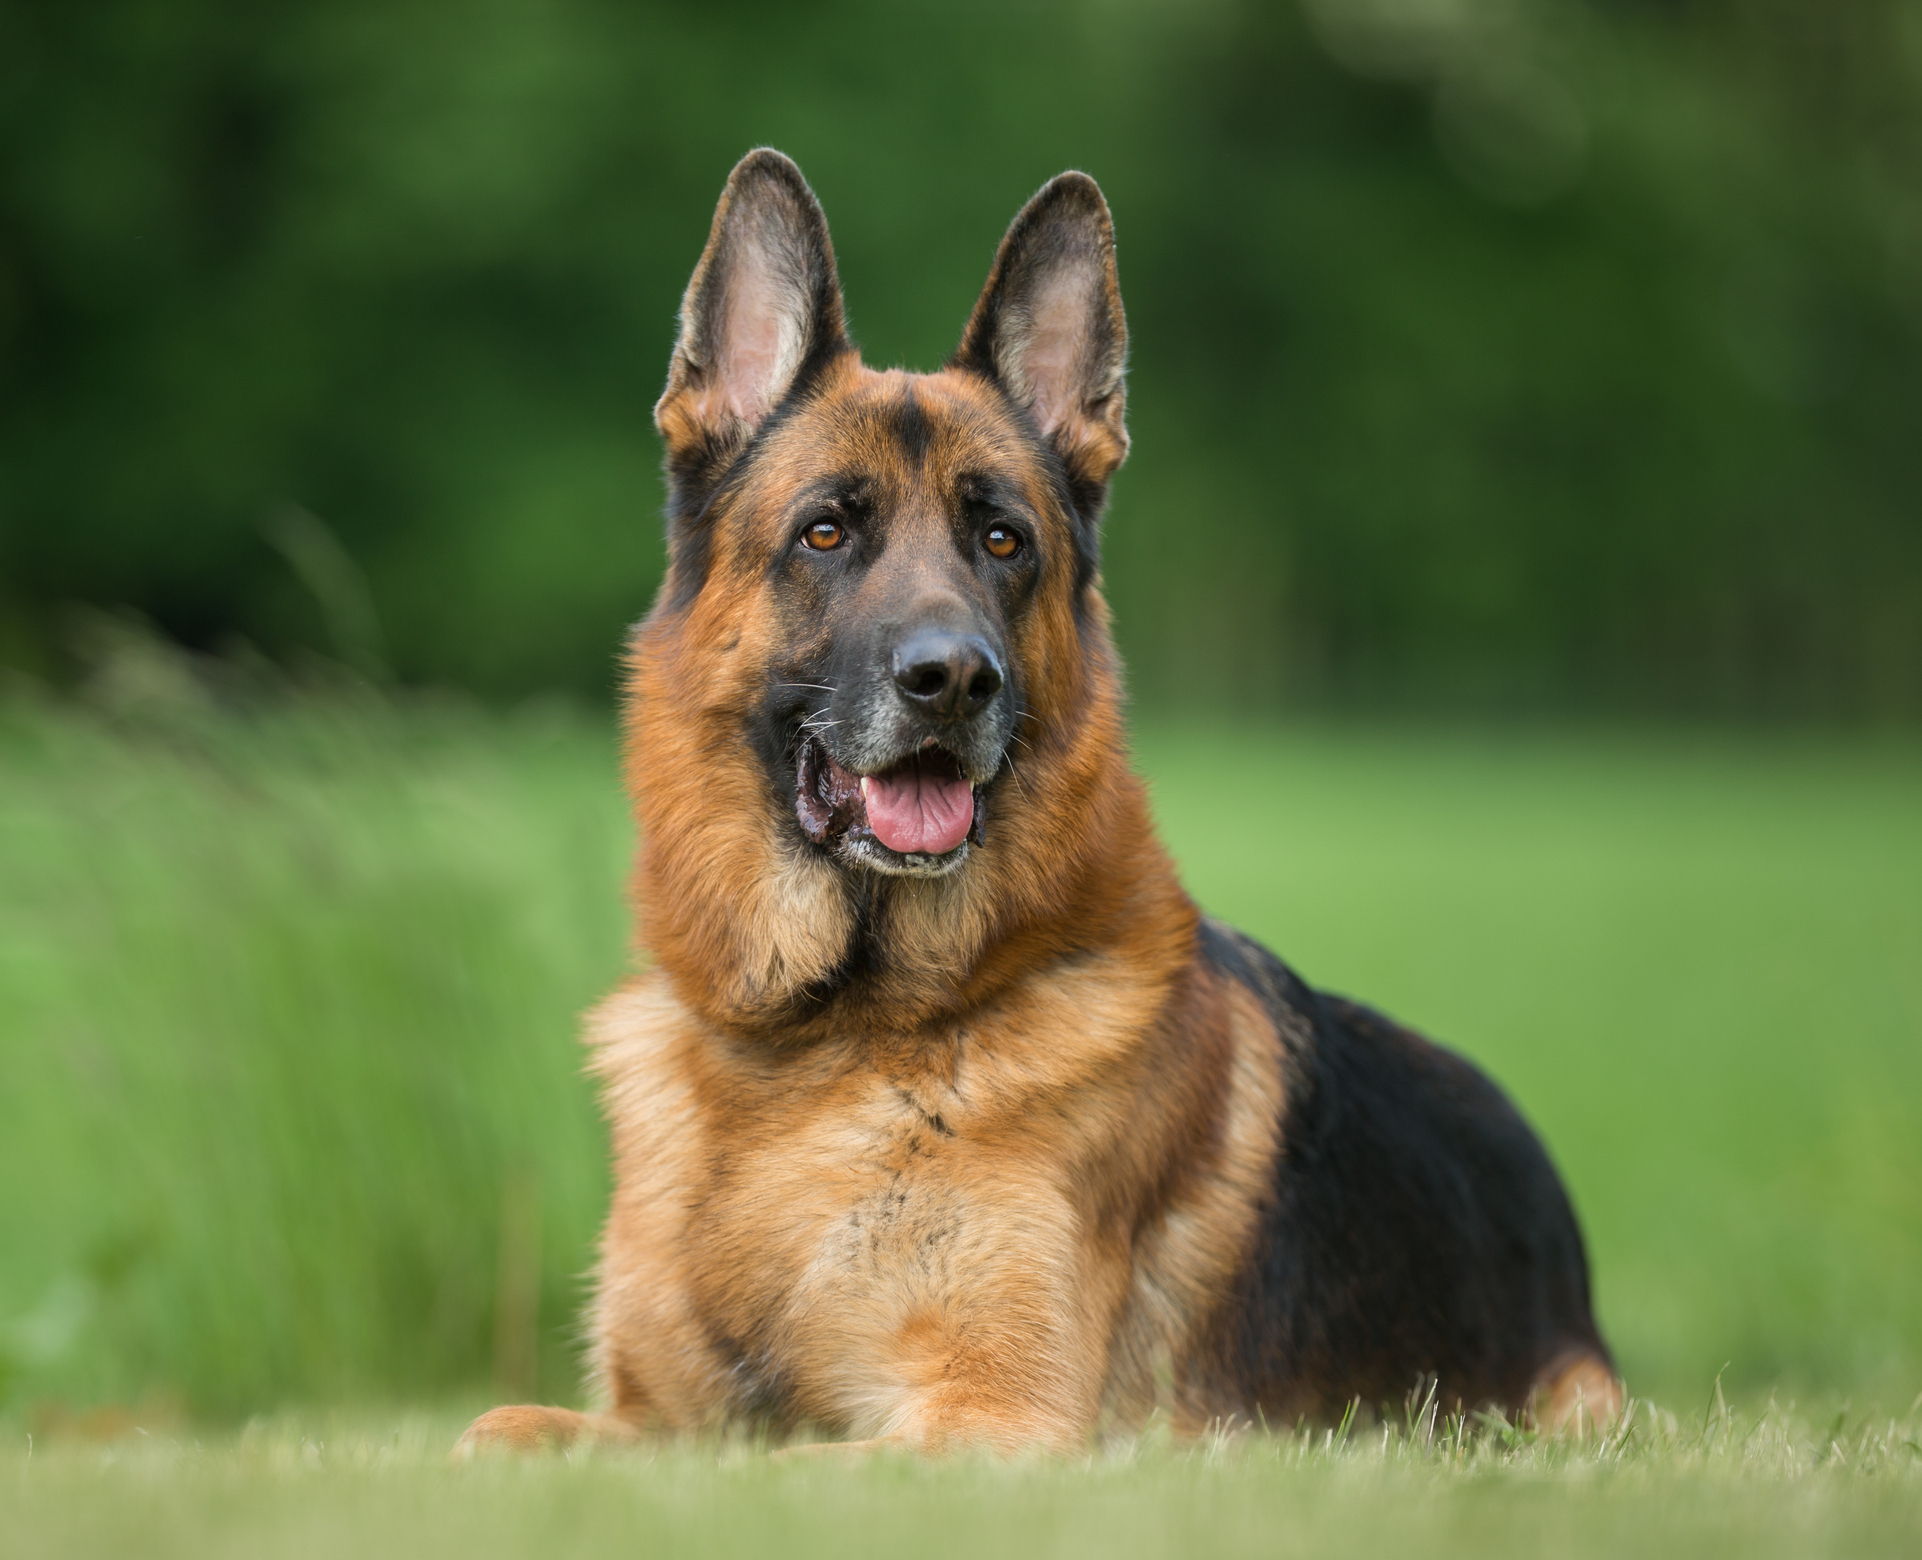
[1,0,1919,713]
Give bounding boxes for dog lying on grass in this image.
[460,149,1621,1456]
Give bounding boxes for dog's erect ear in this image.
[952,173,1129,500]
[655,149,848,479]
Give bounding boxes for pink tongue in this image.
[859,765,974,855]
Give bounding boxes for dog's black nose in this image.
[891,629,1004,722]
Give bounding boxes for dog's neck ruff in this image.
[623,623,1189,1041]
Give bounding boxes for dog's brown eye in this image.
[984,525,1021,560]
[803,519,844,551]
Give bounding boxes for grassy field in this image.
[2,638,1920,1544]
[6,1400,1921,1559]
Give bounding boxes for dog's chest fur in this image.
[586,961,1285,1445]
[589,970,1122,1440]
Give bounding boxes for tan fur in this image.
[457,155,1612,1459]
[454,347,1283,1455]
[1103,978,1294,1433]
[453,1405,640,1458]
[578,902,1267,1452]
[1531,1353,1625,1438]
[435,133,1295,1457]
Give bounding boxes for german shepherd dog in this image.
[459,150,1619,1456]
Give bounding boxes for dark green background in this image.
[3,0,1919,713]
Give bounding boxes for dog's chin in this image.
[834,833,973,879]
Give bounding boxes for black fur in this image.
[1196,919,1610,1422]
[887,385,934,465]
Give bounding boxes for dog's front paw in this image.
[454,1404,614,1458]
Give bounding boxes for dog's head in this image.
[629,150,1152,1022]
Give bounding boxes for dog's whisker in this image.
[1002,752,1035,806]
[1012,702,1051,741]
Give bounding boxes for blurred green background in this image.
[2,0,1920,1428]
[4,0,1921,710]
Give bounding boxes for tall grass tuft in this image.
[0,631,627,1415]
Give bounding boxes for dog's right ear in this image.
[655,149,848,489]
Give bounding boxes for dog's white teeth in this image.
[859,776,875,803]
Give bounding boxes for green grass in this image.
[2,637,1919,1441]
[6,1400,1921,1559]
[0,667,630,1414]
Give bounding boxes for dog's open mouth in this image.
[796,738,983,857]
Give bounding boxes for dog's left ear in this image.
[953,173,1129,503]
